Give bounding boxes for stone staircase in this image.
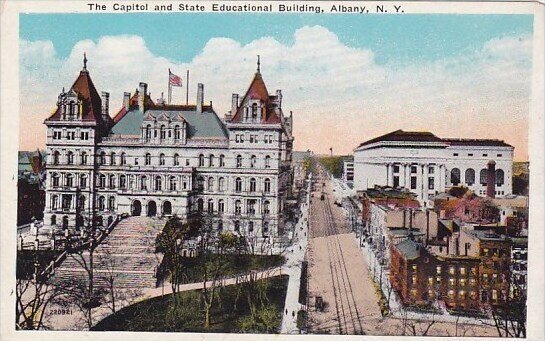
[53,216,166,289]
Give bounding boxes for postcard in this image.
[1,1,544,340]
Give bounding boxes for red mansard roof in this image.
[230,72,281,124]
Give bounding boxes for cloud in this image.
[19,26,532,160]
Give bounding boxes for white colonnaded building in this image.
[42,56,294,248]
[353,130,514,203]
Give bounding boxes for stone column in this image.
[422,164,429,201]
[439,165,446,192]
[387,163,394,187]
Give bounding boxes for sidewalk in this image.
[280,182,311,334]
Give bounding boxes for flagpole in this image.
[168,69,171,104]
[186,70,189,105]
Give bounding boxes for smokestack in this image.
[486,160,496,198]
[231,93,239,114]
[276,89,282,108]
[196,83,204,113]
[138,82,147,112]
[101,91,110,117]
[426,209,430,245]
[123,92,131,111]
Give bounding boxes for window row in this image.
[143,124,185,142]
[195,198,272,216]
[196,176,273,193]
[450,168,505,186]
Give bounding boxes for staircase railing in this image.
[38,215,123,281]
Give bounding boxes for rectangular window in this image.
[393,165,400,173]
[235,135,240,143]
[497,154,503,157]
[428,166,435,174]
[411,166,417,174]
[453,153,458,156]
[249,135,254,143]
[410,176,417,190]
[436,266,442,274]
[468,153,473,156]
[428,177,435,190]
[393,176,399,188]
[483,154,488,157]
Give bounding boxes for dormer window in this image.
[251,103,258,121]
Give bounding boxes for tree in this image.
[15,265,64,330]
[480,283,527,338]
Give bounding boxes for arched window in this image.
[219,154,225,167]
[450,168,461,186]
[173,153,179,166]
[80,151,88,165]
[155,176,162,191]
[160,125,166,140]
[218,177,225,192]
[197,199,204,212]
[52,173,60,187]
[250,178,257,192]
[99,174,106,188]
[51,195,59,210]
[209,154,215,167]
[208,199,214,213]
[80,174,87,188]
[109,174,116,189]
[120,152,126,165]
[234,220,240,232]
[208,177,215,192]
[251,103,258,120]
[465,168,475,186]
[78,195,85,210]
[174,125,180,141]
[65,174,74,187]
[197,176,204,191]
[199,154,205,167]
[248,221,254,232]
[108,196,115,211]
[159,153,165,166]
[62,216,69,229]
[264,178,271,193]
[247,200,256,215]
[169,176,177,191]
[51,215,57,225]
[100,151,106,165]
[110,152,116,165]
[236,155,242,168]
[141,175,147,190]
[235,200,242,215]
[98,196,105,211]
[67,151,74,165]
[235,178,243,193]
[145,124,152,141]
[265,155,271,168]
[263,221,269,234]
[119,174,126,189]
[480,169,488,185]
[496,169,505,186]
[53,151,60,165]
[263,200,270,214]
[250,155,256,168]
[145,153,152,165]
[218,199,225,214]
[218,220,223,231]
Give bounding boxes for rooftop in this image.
[466,229,511,242]
[394,239,423,260]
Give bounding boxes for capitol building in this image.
[42,57,294,246]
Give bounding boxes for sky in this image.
[19,13,534,160]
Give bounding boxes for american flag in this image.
[169,69,183,87]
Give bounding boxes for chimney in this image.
[101,91,110,117]
[138,82,147,112]
[231,93,239,114]
[123,92,131,111]
[276,89,282,108]
[196,83,204,113]
[486,160,496,198]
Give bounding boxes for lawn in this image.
[92,275,289,333]
[157,254,285,285]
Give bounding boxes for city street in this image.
[306,167,382,335]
